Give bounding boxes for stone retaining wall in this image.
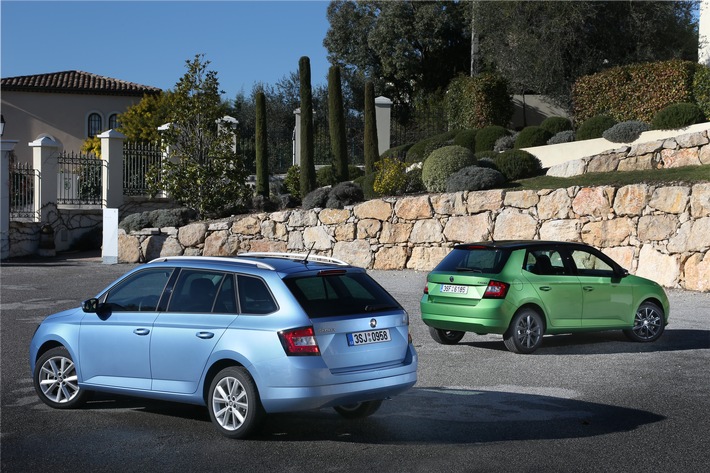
[119,182,710,291]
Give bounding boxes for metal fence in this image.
[56,151,103,205]
[9,161,38,220]
[123,141,162,196]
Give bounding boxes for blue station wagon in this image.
[30,252,417,438]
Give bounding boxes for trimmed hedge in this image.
[421,145,477,193]
[514,126,553,149]
[453,129,477,152]
[602,121,650,143]
[446,73,514,130]
[651,102,704,130]
[576,115,617,141]
[694,65,710,121]
[475,126,509,153]
[405,130,458,164]
[540,116,573,135]
[446,166,506,192]
[494,150,542,181]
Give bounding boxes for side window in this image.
[570,249,615,277]
[87,113,102,137]
[108,113,119,130]
[214,274,237,314]
[103,268,173,312]
[168,269,225,313]
[524,249,569,276]
[237,276,278,315]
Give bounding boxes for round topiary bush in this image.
[284,165,301,198]
[422,145,477,193]
[651,102,704,130]
[576,115,617,141]
[446,166,506,192]
[453,129,477,152]
[302,187,331,210]
[348,165,365,180]
[119,208,199,233]
[316,165,337,187]
[514,126,553,149]
[547,130,576,145]
[353,173,378,200]
[381,143,414,161]
[475,126,509,152]
[494,149,542,181]
[494,133,517,152]
[540,116,573,135]
[405,130,457,164]
[325,181,364,208]
[602,120,650,143]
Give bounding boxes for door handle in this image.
[583,286,594,292]
[133,328,150,336]
[196,332,215,339]
[539,286,551,291]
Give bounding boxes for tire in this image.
[334,400,383,419]
[208,366,264,439]
[504,308,544,354]
[623,301,665,342]
[428,327,465,345]
[33,346,87,409]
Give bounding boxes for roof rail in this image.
[237,252,350,266]
[147,255,275,270]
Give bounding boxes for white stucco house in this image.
[1,70,161,165]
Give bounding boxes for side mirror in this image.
[616,268,629,278]
[81,298,99,313]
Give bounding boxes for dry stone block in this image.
[683,252,710,292]
[178,222,207,248]
[690,183,710,218]
[660,148,700,168]
[617,154,653,171]
[602,246,635,271]
[539,219,581,242]
[443,214,491,243]
[334,223,356,242]
[319,208,350,225]
[637,214,678,242]
[303,226,334,250]
[635,245,680,288]
[353,200,392,221]
[394,195,432,220]
[380,222,413,244]
[431,192,466,216]
[406,246,450,271]
[675,131,709,148]
[504,190,539,209]
[203,230,241,256]
[142,235,182,260]
[493,209,537,240]
[288,209,318,227]
[547,158,587,177]
[581,218,634,247]
[648,186,689,214]
[629,140,662,157]
[246,239,287,253]
[572,187,612,217]
[357,219,381,239]
[373,246,408,270]
[700,144,710,165]
[333,240,372,268]
[260,220,287,241]
[118,233,141,263]
[613,184,649,216]
[410,220,443,244]
[537,189,571,220]
[287,231,304,250]
[587,154,620,173]
[467,189,504,213]
[270,210,291,223]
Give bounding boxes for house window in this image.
[108,113,119,130]
[88,113,102,137]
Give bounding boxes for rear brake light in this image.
[423,283,429,294]
[483,280,509,299]
[317,269,347,276]
[278,326,320,356]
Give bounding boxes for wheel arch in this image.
[639,297,668,321]
[201,358,248,404]
[511,303,548,333]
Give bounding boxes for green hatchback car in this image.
[420,240,670,354]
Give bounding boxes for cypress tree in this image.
[299,56,316,197]
[363,81,379,175]
[328,65,349,182]
[255,91,269,198]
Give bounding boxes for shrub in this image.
[602,121,651,143]
[576,115,617,141]
[446,166,506,192]
[353,173,378,200]
[651,102,704,130]
[381,143,413,161]
[475,126,509,152]
[119,208,198,232]
[474,150,499,161]
[316,165,337,187]
[284,165,301,197]
[694,65,710,121]
[453,129,477,152]
[547,130,576,145]
[403,168,425,194]
[540,117,573,135]
[446,73,514,129]
[302,187,331,210]
[494,150,542,181]
[421,145,477,193]
[325,181,364,209]
[405,130,458,164]
[494,133,516,152]
[348,165,365,180]
[374,157,408,196]
[514,126,553,149]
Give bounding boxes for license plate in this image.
[440,284,468,294]
[347,329,391,346]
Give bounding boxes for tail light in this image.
[278,326,320,356]
[483,280,509,299]
[423,283,429,294]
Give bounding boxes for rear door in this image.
[284,270,410,372]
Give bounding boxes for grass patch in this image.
[510,164,710,190]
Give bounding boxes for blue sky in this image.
[1,0,332,99]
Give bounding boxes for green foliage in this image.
[118,92,173,142]
[81,137,101,158]
[148,55,249,218]
[494,150,542,181]
[353,173,379,200]
[348,165,365,180]
[403,167,425,194]
[284,165,301,198]
[119,208,199,233]
[475,126,509,153]
[446,166,506,192]
[547,130,576,145]
[540,117,573,135]
[381,143,413,161]
[364,81,379,174]
[576,115,617,141]
[515,126,553,149]
[255,91,269,198]
[421,145,477,193]
[373,157,408,196]
[328,65,349,182]
[405,131,458,164]
[453,129,477,153]
[693,65,710,121]
[326,181,364,208]
[299,56,317,198]
[302,187,331,210]
[494,134,516,152]
[316,165,338,187]
[602,121,650,143]
[651,103,704,130]
[573,60,697,123]
[446,74,514,130]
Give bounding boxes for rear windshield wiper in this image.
[455,267,482,273]
[364,304,399,312]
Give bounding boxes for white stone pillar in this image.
[700,0,710,67]
[293,108,301,166]
[29,136,59,223]
[375,97,392,155]
[102,207,118,264]
[98,129,125,208]
[1,140,18,260]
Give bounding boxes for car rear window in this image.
[433,247,511,274]
[284,271,401,318]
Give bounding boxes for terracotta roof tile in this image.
[1,70,162,96]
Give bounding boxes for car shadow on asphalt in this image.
[458,328,710,355]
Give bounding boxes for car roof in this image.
[453,240,595,251]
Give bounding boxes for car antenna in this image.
[302,241,316,264]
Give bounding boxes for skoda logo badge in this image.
[370,318,377,328]
[449,276,454,283]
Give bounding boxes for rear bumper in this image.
[420,296,515,334]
